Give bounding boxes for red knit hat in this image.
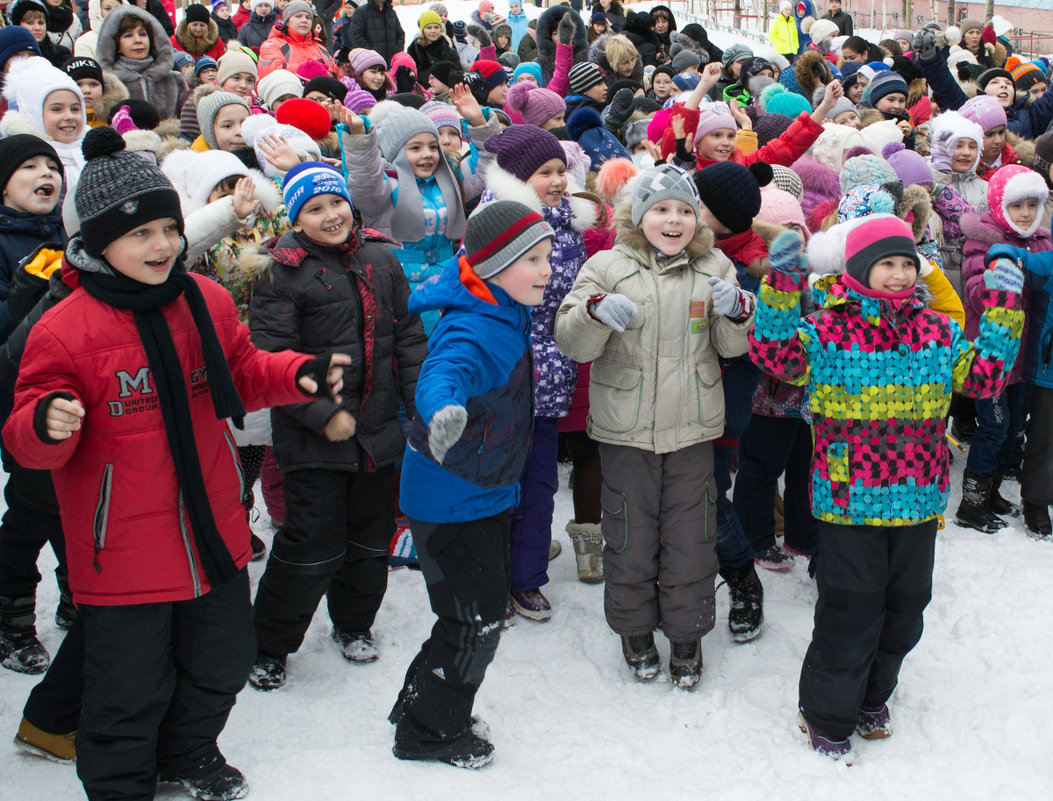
[472,59,507,91]
[275,97,332,141]
[844,215,919,286]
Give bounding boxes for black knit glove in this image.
[296,352,338,398]
[558,13,574,45]
[394,65,417,93]
[466,24,491,48]
[604,88,635,136]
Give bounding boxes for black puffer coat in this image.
[535,6,589,85]
[247,228,426,473]
[407,36,461,85]
[346,0,405,65]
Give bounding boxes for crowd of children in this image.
[0,0,1050,794]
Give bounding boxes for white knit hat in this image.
[256,69,303,111]
[2,56,85,136]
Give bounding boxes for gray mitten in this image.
[466,24,491,48]
[558,13,574,46]
[913,29,939,63]
[589,293,638,332]
[428,405,468,464]
[707,277,751,319]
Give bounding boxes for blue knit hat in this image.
[195,56,219,78]
[566,107,630,171]
[513,62,542,84]
[0,25,41,73]
[282,162,352,224]
[868,71,909,106]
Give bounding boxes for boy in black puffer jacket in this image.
[246,162,427,692]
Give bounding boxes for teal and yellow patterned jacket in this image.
[749,270,1022,527]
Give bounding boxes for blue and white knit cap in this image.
[631,164,700,226]
[282,162,352,224]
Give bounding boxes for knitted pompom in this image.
[882,141,906,159]
[749,161,773,188]
[945,25,962,46]
[82,125,126,161]
[504,80,533,115]
[869,190,896,214]
[759,83,786,112]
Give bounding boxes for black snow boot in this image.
[719,562,764,643]
[248,651,287,691]
[1023,502,1053,539]
[668,639,702,690]
[987,472,1019,517]
[0,595,49,674]
[159,762,248,801]
[620,633,660,681]
[955,473,1007,533]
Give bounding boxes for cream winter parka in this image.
[555,205,755,454]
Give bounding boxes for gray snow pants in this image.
[598,441,719,641]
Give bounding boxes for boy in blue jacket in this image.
[389,199,553,769]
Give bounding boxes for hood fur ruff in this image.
[482,162,598,234]
[899,183,932,243]
[612,192,715,262]
[795,49,833,100]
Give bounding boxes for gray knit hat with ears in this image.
[631,164,700,226]
[376,107,440,162]
[282,1,314,21]
[196,91,249,150]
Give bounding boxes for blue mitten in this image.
[983,258,1024,294]
[768,230,808,275]
[985,243,1023,268]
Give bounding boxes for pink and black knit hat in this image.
[844,214,919,286]
[987,164,1049,237]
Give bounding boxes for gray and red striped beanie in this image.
[463,200,554,279]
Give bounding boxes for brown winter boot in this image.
[565,521,603,583]
[15,718,76,762]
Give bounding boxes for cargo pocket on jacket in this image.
[695,361,724,430]
[600,481,629,554]
[93,464,113,573]
[827,442,851,510]
[590,361,643,435]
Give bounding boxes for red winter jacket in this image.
[3,260,312,607]
[663,109,822,169]
[258,24,335,78]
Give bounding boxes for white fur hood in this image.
[481,162,598,234]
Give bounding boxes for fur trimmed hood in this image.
[795,49,833,100]
[174,18,221,56]
[612,194,715,262]
[97,5,177,74]
[95,72,130,123]
[899,183,932,243]
[669,31,709,64]
[588,35,644,84]
[482,162,598,234]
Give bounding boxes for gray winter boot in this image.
[565,521,603,583]
[0,595,49,674]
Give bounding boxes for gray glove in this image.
[707,277,751,319]
[466,24,491,48]
[558,13,574,46]
[589,293,638,332]
[428,405,468,464]
[913,29,939,63]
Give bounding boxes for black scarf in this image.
[80,265,246,588]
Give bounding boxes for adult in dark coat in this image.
[622,10,662,66]
[534,5,588,85]
[346,0,404,65]
[821,0,853,37]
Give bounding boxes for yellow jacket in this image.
[769,14,799,56]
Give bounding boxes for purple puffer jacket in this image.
[480,170,597,417]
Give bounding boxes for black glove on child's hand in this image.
[605,88,635,135]
[296,353,339,398]
[394,65,416,93]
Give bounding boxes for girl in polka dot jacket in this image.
[750,215,1023,763]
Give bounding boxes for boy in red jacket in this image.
[1,127,347,801]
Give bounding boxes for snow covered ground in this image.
[4,3,1053,799]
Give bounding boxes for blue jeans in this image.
[965,382,1029,477]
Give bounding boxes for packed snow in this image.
[3,3,1053,800]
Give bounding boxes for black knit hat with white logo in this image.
[75,127,184,257]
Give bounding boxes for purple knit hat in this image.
[505,81,566,128]
[959,94,1008,133]
[485,124,566,182]
[754,112,794,146]
[350,49,387,76]
[343,86,377,113]
[692,102,737,147]
[882,142,933,188]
